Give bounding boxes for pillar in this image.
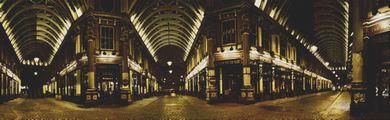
[350,0,367,113]
[240,31,255,104]
[206,37,218,103]
[120,41,132,104]
[85,39,98,106]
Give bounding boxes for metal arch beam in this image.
[144,18,193,36]
[19,41,53,56]
[145,25,191,39]
[314,21,347,34]
[314,2,348,18]
[151,38,188,52]
[153,41,188,54]
[0,0,24,21]
[14,29,57,48]
[142,14,195,34]
[4,5,68,29]
[149,34,189,49]
[10,16,63,41]
[21,45,53,60]
[315,40,346,50]
[17,33,57,50]
[138,7,197,28]
[317,43,346,55]
[131,0,161,21]
[13,24,59,45]
[149,30,191,45]
[133,0,202,24]
[316,38,347,50]
[315,13,348,27]
[148,26,192,42]
[314,30,345,42]
[50,0,75,21]
[150,36,188,50]
[315,32,345,43]
[12,22,62,44]
[315,33,346,45]
[151,34,189,46]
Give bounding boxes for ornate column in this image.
[119,28,132,104]
[239,10,255,104]
[240,31,255,103]
[206,37,218,103]
[85,19,98,106]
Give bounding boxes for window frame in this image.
[100,25,115,50]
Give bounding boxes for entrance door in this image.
[222,65,242,102]
[97,65,120,104]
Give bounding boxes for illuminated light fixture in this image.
[34,57,40,63]
[350,32,354,36]
[181,75,183,78]
[310,45,318,53]
[169,70,173,74]
[34,72,38,76]
[333,71,336,74]
[325,62,329,66]
[167,61,173,66]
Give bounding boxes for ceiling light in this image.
[169,70,173,74]
[34,72,38,76]
[167,61,173,66]
[310,45,318,53]
[34,57,40,63]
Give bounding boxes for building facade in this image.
[184,1,334,103]
[42,1,161,106]
[0,26,22,103]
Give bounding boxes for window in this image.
[257,26,262,47]
[221,20,235,44]
[280,39,286,57]
[75,34,81,54]
[100,26,114,50]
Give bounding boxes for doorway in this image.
[221,65,243,102]
[96,65,120,104]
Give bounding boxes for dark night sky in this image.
[289,0,315,39]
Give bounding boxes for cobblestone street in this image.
[0,91,387,119]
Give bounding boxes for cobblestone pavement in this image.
[0,91,388,119]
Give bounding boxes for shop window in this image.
[100,26,114,50]
[221,20,236,44]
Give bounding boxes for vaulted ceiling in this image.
[0,0,88,65]
[314,0,349,66]
[128,0,204,61]
[0,0,348,68]
[255,0,349,68]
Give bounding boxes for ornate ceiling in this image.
[255,0,349,68]
[314,0,349,66]
[0,0,348,68]
[128,0,204,61]
[0,0,88,65]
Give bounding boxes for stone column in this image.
[240,31,255,104]
[120,39,132,104]
[84,19,99,106]
[350,0,367,113]
[85,39,98,106]
[206,37,217,103]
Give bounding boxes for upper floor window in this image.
[100,26,114,50]
[221,20,235,44]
